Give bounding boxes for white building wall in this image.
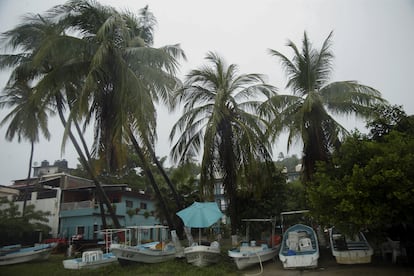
[14,189,61,238]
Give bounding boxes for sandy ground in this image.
[241,248,414,276]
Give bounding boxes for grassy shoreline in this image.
[2,240,414,276]
[1,253,239,276]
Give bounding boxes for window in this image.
[140,202,147,210]
[93,224,98,239]
[77,226,85,235]
[126,200,133,208]
[75,226,85,239]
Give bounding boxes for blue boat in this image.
[0,243,56,266]
[279,224,319,269]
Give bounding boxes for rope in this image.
[244,252,263,276]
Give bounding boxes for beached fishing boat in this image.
[62,228,124,269]
[111,225,176,265]
[279,223,319,269]
[63,250,116,269]
[183,241,221,267]
[228,218,281,270]
[177,202,223,267]
[0,243,56,266]
[329,227,373,264]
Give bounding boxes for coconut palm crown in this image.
[170,52,277,233]
[265,31,386,181]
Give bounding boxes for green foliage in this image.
[308,130,414,235]
[170,52,277,234]
[236,167,286,226]
[169,161,201,203]
[126,208,135,218]
[265,31,385,181]
[284,180,308,211]
[275,154,300,173]
[0,199,51,245]
[366,104,407,140]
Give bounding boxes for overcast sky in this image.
[1,0,413,185]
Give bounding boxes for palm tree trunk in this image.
[55,96,120,228]
[221,122,239,235]
[143,138,184,210]
[22,141,34,216]
[128,128,176,230]
[98,196,107,228]
[73,119,107,227]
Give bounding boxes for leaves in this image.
[0,199,51,245]
[308,129,414,234]
[266,31,385,181]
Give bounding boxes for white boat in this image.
[0,243,56,266]
[183,241,221,267]
[329,227,373,264]
[110,225,176,265]
[63,250,117,269]
[177,202,224,267]
[228,218,281,270]
[279,223,319,269]
[63,228,124,269]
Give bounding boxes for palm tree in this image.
[0,79,51,215]
[170,52,277,234]
[45,1,185,229]
[1,1,184,230]
[0,8,121,227]
[265,31,386,181]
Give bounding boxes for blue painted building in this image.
[60,183,160,240]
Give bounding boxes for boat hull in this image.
[279,224,319,269]
[329,228,373,264]
[334,253,372,264]
[228,245,279,270]
[279,253,318,269]
[63,252,117,269]
[184,244,221,267]
[111,242,176,264]
[0,244,54,266]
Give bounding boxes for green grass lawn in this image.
[1,251,241,276]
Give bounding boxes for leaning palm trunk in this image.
[22,140,34,216]
[56,96,120,228]
[145,143,184,237]
[129,128,175,230]
[72,118,107,227]
[143,138,184,210]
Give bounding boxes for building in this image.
[60,181,158,240]
[6,170,160,241]
[0,185,19,200]
[283,164,302,183]
[32,159,71,177]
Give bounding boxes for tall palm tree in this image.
[170,52,277,234]
[45,0,185,229]
[0,80,51,215]
[1,1,184,230]
[0,8,121,227]
[265,31,386,181]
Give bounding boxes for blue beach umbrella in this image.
[176,201,223,228]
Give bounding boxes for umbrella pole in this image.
[199,228,201,244]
